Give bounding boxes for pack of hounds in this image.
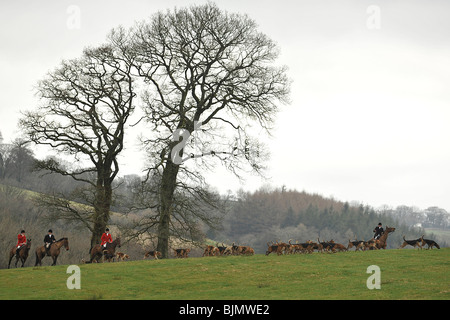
[83,248,185,262]
[266,238,375,255]
[399,235,440,250]
[202,243,255,257]
[85,235,440,262]
[113,243,256,260]
[86,243,255,262]
[266,235,440,255]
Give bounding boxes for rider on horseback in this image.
[44,229,56,255]
[373,223,384,240]
[101,228,113,249]
[15,230,27,258]
[101,228,114,260]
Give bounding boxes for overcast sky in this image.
[0,0,449,211]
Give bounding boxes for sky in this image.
[0,0,449,211]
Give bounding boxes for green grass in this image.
[0,248,448,300]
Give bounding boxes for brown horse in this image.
[375,226,396,249]
[35,237,70,266]
[8,238,32,269]
[88,238,121,263]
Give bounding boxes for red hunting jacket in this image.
[101,233,112,246]
[17,234,27,247]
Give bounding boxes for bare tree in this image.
[19,41,136,249]
[122,3,290,257]
[118,167,228,251]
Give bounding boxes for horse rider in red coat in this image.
[16,230,27,257]
[101,228,113,249]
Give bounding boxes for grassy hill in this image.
[1,248,448,300]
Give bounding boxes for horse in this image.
[88,238,121,263]
[8,238,32,269]
[375,226,396,249]
[35,237,70,266]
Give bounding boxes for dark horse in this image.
[88,238,121,263]
[35,237,70,266]
[8,238,32,268]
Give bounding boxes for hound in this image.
[231,243,253,256]
[115,252,130,261]
[144,250,162,260]
[347,240,365,251]
[363,239,378,250]
[333,242,347,252]
[231,243,240,255]
[318,239,336,253]
[266,242,279,255]
[295,241,316,254]
[203,245,219,256]
[216,243,228,256]
[275,241,289,255]
[173,248,191,258]
[422,238,440,249]
[222,246,233,255]
[399,235,425,249]
[240,246,255,256]
[305,240,322,253]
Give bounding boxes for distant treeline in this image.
[213,187,440,253]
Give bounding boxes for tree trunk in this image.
[157,158,180,258]
[90,177,112,250]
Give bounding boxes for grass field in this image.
[0,248,448,300]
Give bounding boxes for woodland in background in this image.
[213,187,445,253]
[0,138,448,268]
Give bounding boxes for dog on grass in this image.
[173,248,190,258]
[423,238,440,249]
[143,250,162,260]
[115,252,130,262]
[399,235,425,249]
[347,239,365,251]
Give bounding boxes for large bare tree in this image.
[19,42,136,249]
[123,3,290,257]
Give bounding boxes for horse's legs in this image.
[8,254,13,269]
[52,255,58,266]
[35,251,43,266]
